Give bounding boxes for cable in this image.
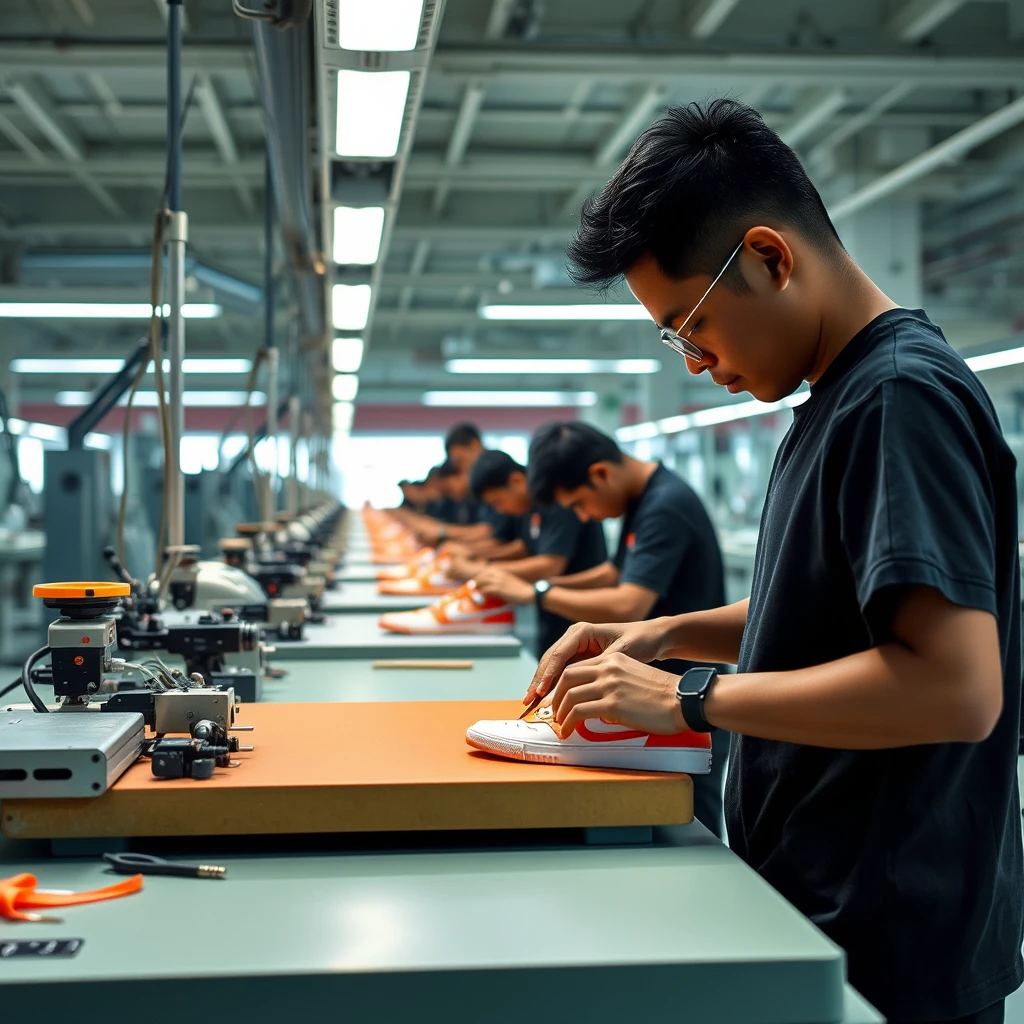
[0,677,22,701]
[21,646,50,714]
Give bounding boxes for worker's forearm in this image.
[657,599,749,665]
[703,641,997,748]
[549,562,620,590]
[541,586,642,624]
[491,554,566,583]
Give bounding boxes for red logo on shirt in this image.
[626,532,636,549]
[530,513,541,540]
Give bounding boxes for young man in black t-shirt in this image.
[474,425,729,838]
[527,99,1023,1024]
[458,449,607,657]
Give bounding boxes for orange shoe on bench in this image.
[379,583,513,634]
[466,702,713,774]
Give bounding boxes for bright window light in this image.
[332,337,364,373]
[337,0,424,50]
[616,391,810,442]
[12,357,251,374]
[0,303,221,319]
[17,437,44,493]
[181,359,253,374]
[333,206,385,265]
[332,374,360,402]
[965,346,1024,372]
[56,391,266,408]
[333,401,355,433]
[445,358,661,374]
[332,284,372,331]
[422,391,598,407]
[336,70,410,158]
[83,432,112,449]
[479,304,650,321]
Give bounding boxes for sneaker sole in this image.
[377,584,459,597]
[465,727,712,774]
[381,620,514,635]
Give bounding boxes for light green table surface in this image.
[263,651,535,703]
[273,612,522,661]
[338,562,398,582]
[321,580,435,613]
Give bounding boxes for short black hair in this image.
[527,422,623,505]
[566,98,843,292]
[469,450,525,501]
[445,422,482,452]
[437,459,461,479]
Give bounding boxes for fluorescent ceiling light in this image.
[0,418,67,442]
[332,337,364,374]
[965,346,1024,372]
[0,303,221,319]
[422,391,598,408]
[336,70,410,159]
[333,206,385,265]
[337,0,424,51]
[11,357,251,374]
[83,432,112,449]
[617,391,810,442]
[56,391,266,408]
[445,358,661,375]
[480,304,650,321]
[332,284,372,331]
[332,374,360,402]
[333,401,355,433]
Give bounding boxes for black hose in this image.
[0,677,21,701]
[21,645,50,713]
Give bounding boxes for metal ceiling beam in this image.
[778,87,847,147]
[430,48,1024,87]
[68,0,97,27]
[194,72,254,214]
[685,0,743,39]
[0,44,246,72]
[886,0,967,41]
[485,0,518,39]
[433,80,485,214]
[806,82,915,167]
[830,94,1024,221]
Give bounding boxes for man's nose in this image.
[685,352,715,376]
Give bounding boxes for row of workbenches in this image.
[0,514,883,1023]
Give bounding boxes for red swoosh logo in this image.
[574,721,647,742]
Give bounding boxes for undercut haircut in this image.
[528,422,623,505]
[444,422,482,452]
[565,98,844,292]
[469,450,525,501]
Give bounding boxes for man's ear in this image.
[743,226,795,292]
[587,462,612,488]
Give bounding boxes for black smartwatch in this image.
[676,666,719,733]
[534,579,551,609]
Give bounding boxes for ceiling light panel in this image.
[332,374,360,402]
[332,285,372,331]
[333,206,385,265]
[445,358,661,374]
[479,304,650,321]
[336,70,410,159]
[336,0,424,51]
[422,391,598,407]
[0,303,220,319]
[332,337,365,374]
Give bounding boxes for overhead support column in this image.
[264,154,279,521]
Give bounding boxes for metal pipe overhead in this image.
[830,95,1024,222]
[686,0,743,39]
[887,0,968,41]
[807,83,915,167]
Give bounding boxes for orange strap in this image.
[0,872,143,922]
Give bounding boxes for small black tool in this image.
[103,852,226,880]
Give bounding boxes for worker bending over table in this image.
[474,423,729,839]
[526,98,1022,1024]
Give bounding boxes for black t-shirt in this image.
[519,504,607,654]
[612,463,726,676]
[729,308,1024,1020]
[480,504,522,544]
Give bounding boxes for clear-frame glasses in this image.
[658,240,744,362]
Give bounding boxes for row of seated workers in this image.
[390,420,730,838]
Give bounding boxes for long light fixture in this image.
[965,346,1024,372]
[0,303,221,319]
[333,206,385,265]
[336,70,410,159]
[337,0,424,52]
[332,401,355,433]
[480,304,650,321]
[11,357,251,374]
[422,391,598,407]
[56,391,266,408]
[617,391,810,443]
[332,284,372,331]
[332,374,360,402]
[332,337,364,373]
[445,358,661,374]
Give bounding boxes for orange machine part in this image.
[32,582,131,600]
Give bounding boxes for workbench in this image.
[274,612,522,661]
[320,580,435,614]
[337,562,396,582]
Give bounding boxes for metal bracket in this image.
[164,209,189,244]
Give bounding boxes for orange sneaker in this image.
[377,547,437,581]
[379,583,513,634]
[466,702,713,774]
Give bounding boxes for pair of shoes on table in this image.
[467,702,713,774]
[379,582,513,634]
[377,554,461,597]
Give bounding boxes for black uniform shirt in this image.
[612,463,726,676]
[729,308,1024,1021]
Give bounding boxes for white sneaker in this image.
[466,702,713,774]
[379,583,514,634]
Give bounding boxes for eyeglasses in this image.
[658,240,744,362]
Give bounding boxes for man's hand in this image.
[548,652,686,738]
[474,566,534,606]
[448,553,485,581]
[526,620,670,705]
